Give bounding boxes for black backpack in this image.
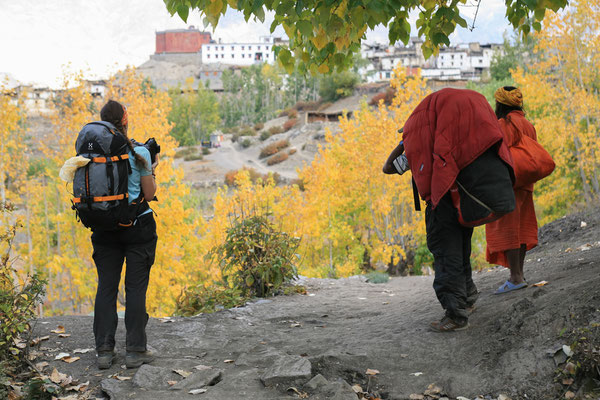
[71,121,144,231]
[449,146,516,227]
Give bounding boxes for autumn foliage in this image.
[3,0,599,316]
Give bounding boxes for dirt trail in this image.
[32,210,600,399]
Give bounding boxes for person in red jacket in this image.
[383,88,514,332]
[485,87,539,294]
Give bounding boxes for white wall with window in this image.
[201,38,276,66]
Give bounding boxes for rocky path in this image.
[31,211,600,399]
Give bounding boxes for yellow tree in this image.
[513,0,600,222]
[298,67,430,277]
[0,83,27,204]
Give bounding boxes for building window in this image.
[258,46,261,50]
[231,46,234,50]
[242,46,245,50]
[213,71,218,76]
[206,47,209,51]
[231,54,234,58]
[451,54,454,59]
[451,61,454,66]
[479,59,483,64]
[249,46,252,50]
[221,46,224,50]
[205,72,209,76]
[266,54,269,58]
[248,54,251,58]
[222,54,225,58]
[242,54,245,58]
[266,46,269,50]
[207,54,210,59]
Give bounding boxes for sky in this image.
[0,0,513,88]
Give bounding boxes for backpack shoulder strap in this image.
[412,177,421,211]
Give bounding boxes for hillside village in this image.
[3,26,502,115]
[1,26,506,191]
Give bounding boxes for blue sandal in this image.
[495,280,527,294]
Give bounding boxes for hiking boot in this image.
[125,350,155,369]
[97,350,116,369]
[430,316,469,332]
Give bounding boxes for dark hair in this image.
[100,100,148,169]
[495,86,523,120]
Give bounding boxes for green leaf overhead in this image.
[164,0,568,73]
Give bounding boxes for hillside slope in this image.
[31,210,600,399]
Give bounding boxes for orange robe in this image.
[485,111,538,267]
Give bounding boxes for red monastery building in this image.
[155,26,211,54]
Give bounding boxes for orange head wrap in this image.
[121,105,128,127]
[494,87,523,107]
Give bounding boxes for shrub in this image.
[241,138,252,148]
[279,108,293,118]
[202,147,211,155]
[283,118,298,132]
[174,147,197,158]
[287,109,298,119]
[225,168,281,186]
[365,271,390,284]
[260,131,272,141]
[288,148,297,155]
[283,285,307,295]
[268,126,284,136]
[0,203,47,398]
[253,122,264,131]
[231,133,241,142]
[239,125,255,136]
[259,139,290,159]
[369,88,395,106]
[175,284,247,316]
[209,214,300,297]
[267,152,289,165]
[184,154,203,161]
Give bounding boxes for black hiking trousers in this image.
[426,193,478,322]
[91,213,157,353]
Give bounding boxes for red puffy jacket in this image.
[402,88,514,207]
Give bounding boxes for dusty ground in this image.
[30,210,600,399]
[175,119,340,186]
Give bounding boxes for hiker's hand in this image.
[152,154,160,171]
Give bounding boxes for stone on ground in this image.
[133,365,179,390]
[170,369,222,390]
[260,355,312,386]
[305,373,329,390]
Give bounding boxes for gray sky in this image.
[0,0,511,88]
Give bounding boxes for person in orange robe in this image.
[486,86,539,294]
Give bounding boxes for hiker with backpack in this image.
[383,88,516,332]
[485,87,554,294]
[65,99,159,369]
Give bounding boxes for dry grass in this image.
[259,139,290,159]
[266,152,289,165]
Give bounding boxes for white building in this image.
[201,36,279,66]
